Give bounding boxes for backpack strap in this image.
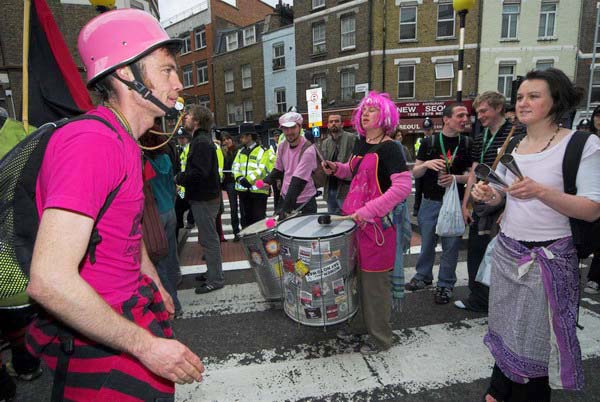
[562,131,591,196]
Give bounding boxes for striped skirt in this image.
[483,233,584,391]
[26,274,175,401]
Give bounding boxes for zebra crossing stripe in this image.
[178,261,470,317]
[175,308,600,401]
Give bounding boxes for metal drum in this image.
[277,214,358,326]
[238,218,282,300]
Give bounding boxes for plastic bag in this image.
[435,177,465,237]
[475,236,497,287]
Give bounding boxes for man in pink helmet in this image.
[26,9,204,401]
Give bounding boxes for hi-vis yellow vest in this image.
[232,144,268,194]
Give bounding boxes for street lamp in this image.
[453,0,475,102]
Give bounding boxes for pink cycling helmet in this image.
[78,9,182,88]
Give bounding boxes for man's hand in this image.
[137,337,205,384]
[426,159,447,172]
[438,173,454,188]
[322,160,337,175]
[462,206,473,226]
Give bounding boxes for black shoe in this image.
[195,283,224,294]
[6,361,43,381]
[405,278,433,292]
[454,299,488,313]
[336,328,362,343]
[434,286,453,304]
[0,366,16,402]
[233,234,240,242]
[195,273,207,282]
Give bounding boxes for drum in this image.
[238,218,282,301]
[277,214,358,326]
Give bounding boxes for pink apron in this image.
[342,153,396,271]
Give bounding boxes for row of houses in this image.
[165,0,598,134]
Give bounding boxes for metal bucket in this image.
[238,218,282,300]
[277,214,358,326]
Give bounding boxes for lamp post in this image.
[453,0,475,102]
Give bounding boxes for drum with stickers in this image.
[276,214,358,326]
[238,218,283,300]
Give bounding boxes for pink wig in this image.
[351,91,399,137]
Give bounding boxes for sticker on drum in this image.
[304,260,342,282]
[271,260,282,277]
[326,305,338,319]
[285,289,296,306]
[262,236,280,258]
[311,284,321,298]
[339,302,348,313]
[283,259,294,272]
[332,278,345,295]
[300,291,312,306]
[304,307,322,319]
[298,246,312,264]
[281,246,291,257]
[335,295,347,305]
[250,251,262,265]
[311,240,330,255]
[294,260,309,277]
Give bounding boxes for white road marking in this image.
[175,308,600,402]
[582,297,600,305]
[180,260,250,276]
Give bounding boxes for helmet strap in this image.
[111,68,179,119]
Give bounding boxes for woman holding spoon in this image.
[472,68,600,402]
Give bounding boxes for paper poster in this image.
[295,260,309,277]
[305,260,342,282]
[326,305,338,319]
[300,291,312,306]
[311,240,330,255]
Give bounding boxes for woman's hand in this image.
[471,181,499,203]
[506,177,547,200]
[350,212,366,225]
[322,160,337,175]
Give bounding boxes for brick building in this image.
[0,0,158,119]
[163,0,274,112]
[294,0,480,144]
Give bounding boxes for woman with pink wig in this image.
[322,91,412,354]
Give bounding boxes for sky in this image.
[158,0,292,22]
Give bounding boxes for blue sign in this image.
[312,127,321,138]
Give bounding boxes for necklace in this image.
[366,132,385,144]
[514,126,559,154]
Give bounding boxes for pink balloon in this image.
[255,179,264,189]
[265,218,276,228]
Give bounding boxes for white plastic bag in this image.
[435,177,465,237]
[475,236,497,287]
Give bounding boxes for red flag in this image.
[26,0,93,127]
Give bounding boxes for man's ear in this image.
[114,66,134,83]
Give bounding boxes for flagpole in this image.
[22,0,31,133]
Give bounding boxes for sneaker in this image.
[6,361,43,381]
[434,286,453,304]
[195,273,207,282]
[336,328,362,344]
[405,278,433,292]
[360,339,382,355]
[233,234,241,242]
[195,283,224,294]
[454,299,487,313]
[584,280,600,295]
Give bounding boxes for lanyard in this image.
[438,132,460,172]
[479,127,499,164]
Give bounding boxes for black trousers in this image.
[588,251,600,283]
[238,191,268,228]
[466,214,491,310]
[487,364,551,402]
[413,177,423,212]
[223,182,240,235]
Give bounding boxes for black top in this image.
[416,133,472,201]
[470,120,525,166]
[222,145,238,185]
[176,129,220,201]
[352,138,408,193]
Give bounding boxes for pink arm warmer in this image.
[334,160,353,180]
[356,171,412,221]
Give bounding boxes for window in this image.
[312,22,326,54]
[226,32,238,52]
[196,61,208,85]
[592,68,600,103]
[497,63,515,100]
[437,4,454,38]
[275,88,287,114]
[227,103,236,125]
[434,63,454,98]
[397,65,415,99]
[225,70,234,93]
[399,6,417,41]
[538,2,556,38]
[501,4,519,39]
[241,64,252,89]
[341,70,355,101]
[243,26,256,46]
[340,14,356,50]
[181,34,191,54]
[312,74,327,97]
[273,43,285,71]
[243,100,253,122]
[536,59,554,71]
[195,29,206,49]
[312,0,325,9]
[182,64,193,88]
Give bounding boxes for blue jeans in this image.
[326,186,343,215]
[414,198,461,289]
[156,209,182,312]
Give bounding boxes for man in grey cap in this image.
[263,111,319,216]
